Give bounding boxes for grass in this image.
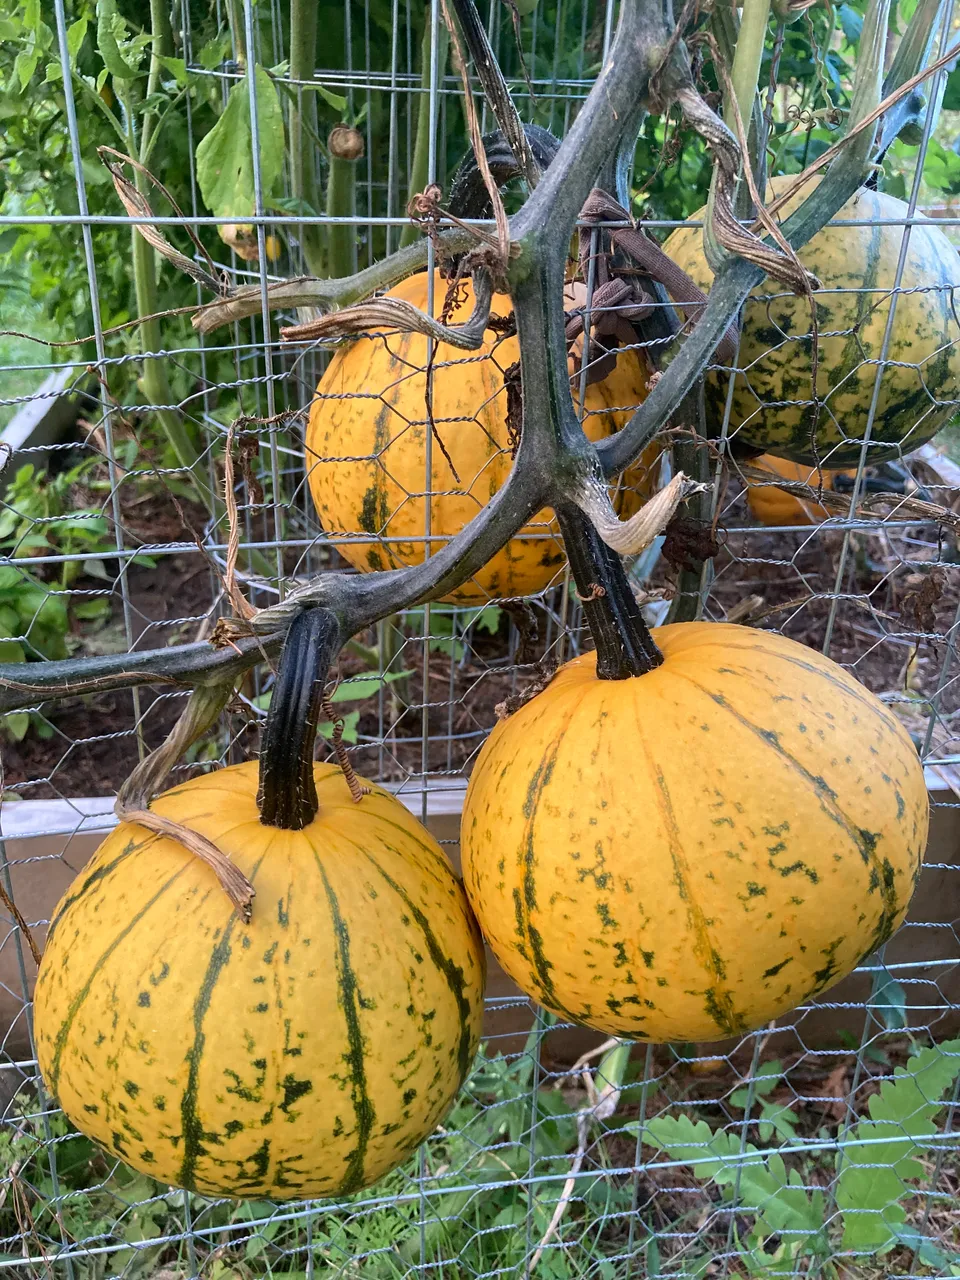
[1,1027,959,1279]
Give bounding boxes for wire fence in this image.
[2,0,960,1274]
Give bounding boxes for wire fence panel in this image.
[1,0,960,1274]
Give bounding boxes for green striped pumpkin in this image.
[34,761,486,1199]
[663,179,960,467]
[461,622,927,1042]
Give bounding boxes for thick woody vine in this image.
[0,0,950,858]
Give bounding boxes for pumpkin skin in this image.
[663,179,960,467]
[34,761,485,1199]
[746,454,854,526]
[305,271,657,603]
[461,622,927,1043]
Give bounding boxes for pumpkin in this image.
[305,270,658,603]
[461,622,927,1043]
[662,179,960,467]
[34,760,486,1199]
[746,454,854,526]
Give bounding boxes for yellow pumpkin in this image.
[34,762,486,1199]
[746,455,854,526]
[461,622,927,1043]
[305,271,659,603]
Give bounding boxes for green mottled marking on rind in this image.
[679,674,904,942]
[739,642,907,743]
[652,766,745,1038]
[317,859,375,1195]
[364,853,477,1083]
[45,837,146,945]
[178,914,241,1191]
[519,741,563,1007]
[47,861,191,1095]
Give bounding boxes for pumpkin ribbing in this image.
[461,622,927,1043]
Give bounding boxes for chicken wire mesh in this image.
[2,0,960,1274]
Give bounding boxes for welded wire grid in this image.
[1,0,960,1274]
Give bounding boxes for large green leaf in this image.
[196,65,284,219]
[643,1115,764,1183]
[838,1038,960,1252]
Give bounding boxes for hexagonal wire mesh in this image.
[2,0,960,1274]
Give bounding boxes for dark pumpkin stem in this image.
[258,607,342,829]
[555,504,663,679]
[446,125,561,221]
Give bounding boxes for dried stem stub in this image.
[115,685,255,921]
[575,471,708,555]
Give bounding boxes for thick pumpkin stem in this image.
[258,607,343,829]
[555,504,662,679]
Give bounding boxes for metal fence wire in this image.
[2,0,960,1274]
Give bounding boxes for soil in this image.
[5,467,960,799]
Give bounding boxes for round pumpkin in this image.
[663,179,960,467]
[305,271,658,603]
[34,761,486,1199]
[461,622,927,1043]
[746,454,854,526]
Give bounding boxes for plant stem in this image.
[193,231,474,333]
[149,0,172,63]
[225,0,247,68]
[555,505,662,679]
[666,400,714,624]
[845,0,893,169]
[326,126,364,278]
[702,0,770,269]
[258,607,342,829]
[724,0,771,143]
[289,0,326,274]
[447,0,542,189]
[400,16,449,248]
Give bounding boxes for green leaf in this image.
[198,36,230,70]
[95,0,139,79]
[838,4,864,42]
[73,599,110,621]
[919,140,960,195]
[894,1226,960,1269]
[2,713,29,742]
[0,641,24,665]
[319,709,360,744]
[837,1038,960,1252]
[313,83,348,112]
[731,1061,782,1109]
[943,67,960,112]
[645,1116,823,1250]
[329,670,409,702]
[869,968,907,1031]
[758,1101,799,1144]
[14,51,40,91]
[195,65,285,219]
[157,55,187,85]
[643,1115,764,1183]
[67,16,88,59]
[81,559,110,581]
